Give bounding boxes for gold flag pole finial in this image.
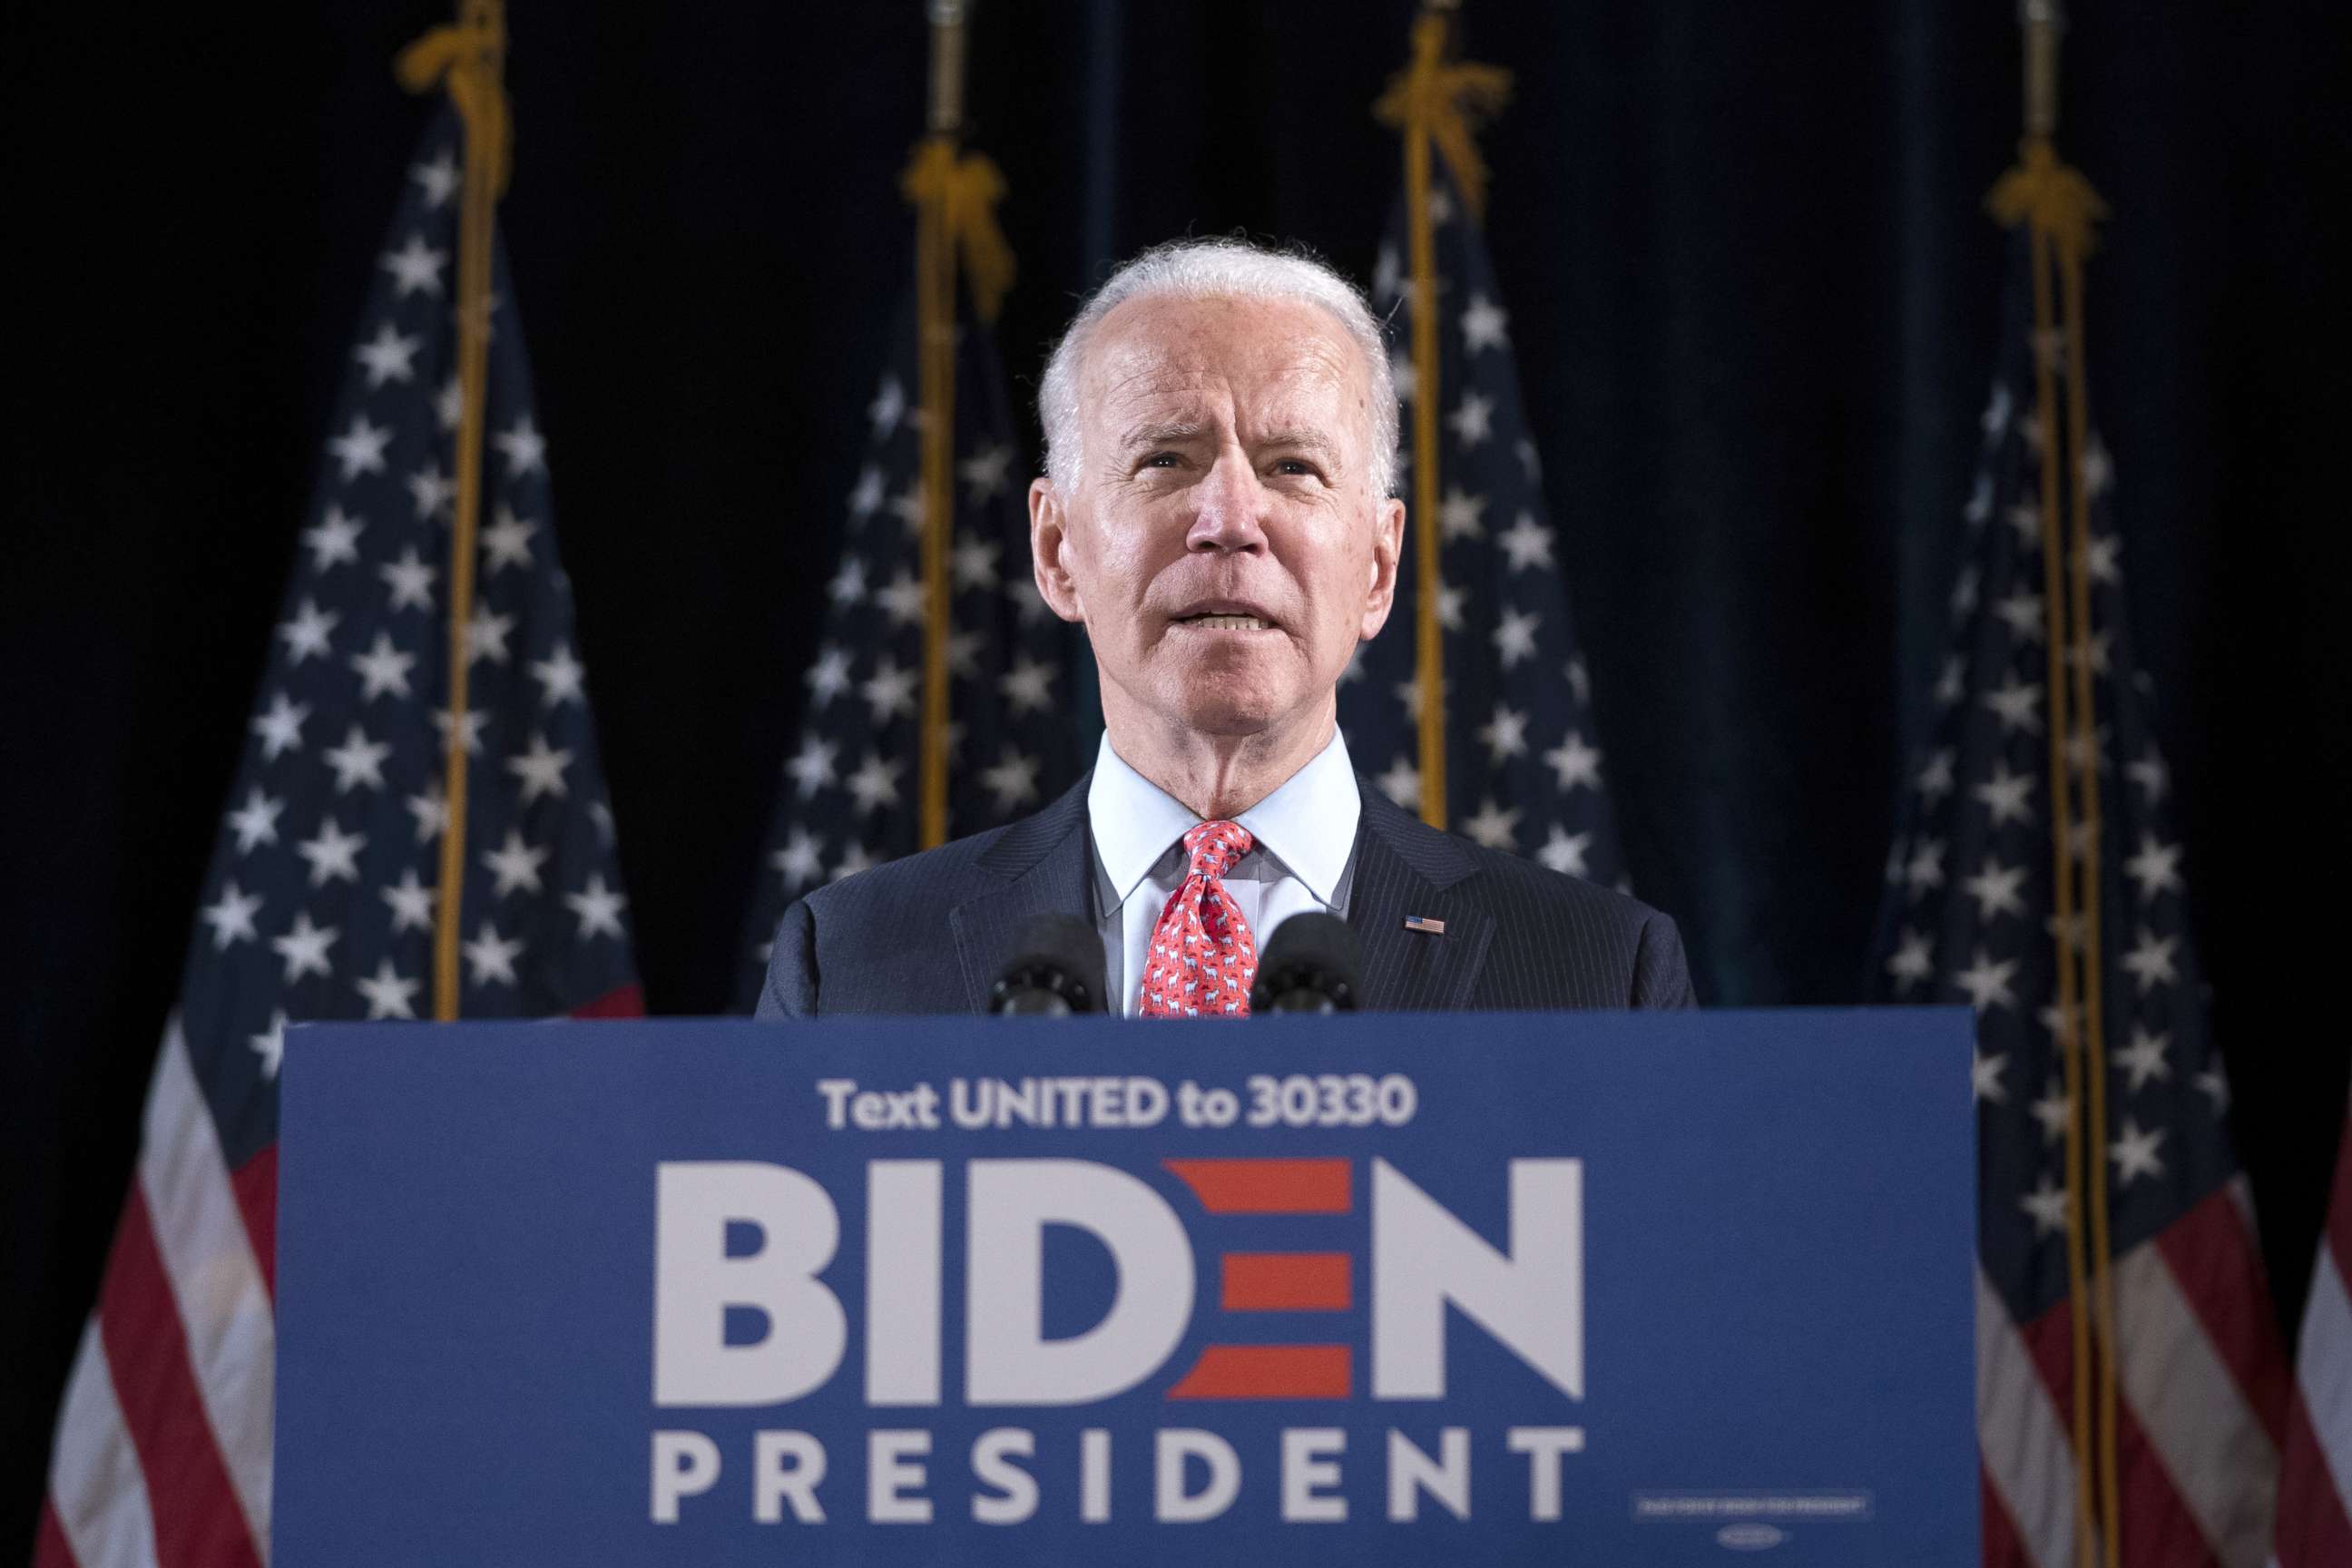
[903,2,1014,324]
[1375,2,1513,223]
[398,0,506,1021]
[1989,1,2104,258]
[2022,0,2063,142]
[928,0,967,135]
[395,1,511,197]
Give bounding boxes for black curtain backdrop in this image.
[5,0,2347,1541]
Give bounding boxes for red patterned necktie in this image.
[1137,820,1259,1018]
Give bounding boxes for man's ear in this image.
[1358,494,1406,640]
[1029,477,1087,624]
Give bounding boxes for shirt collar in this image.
[1087,727,1360,906]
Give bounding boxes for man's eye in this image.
[1142,452,1181,468]
[1273,458,1318,477]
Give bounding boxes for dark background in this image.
[6,0,2347,1545]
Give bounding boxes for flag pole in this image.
[2046,35,2122,1568]
[2023,3,2098,1561]
[397,0,508,1021]
[913,0,966,851]
[1376,0,1510,830]
[2028,10,2124,1563]
[1402,5,1449,830]
[1998,5,2116,1563]
[901,3,1014,851]
[2025,171,2100,1568]
[2023,0,2061,147]
[2019,12,2093,1555]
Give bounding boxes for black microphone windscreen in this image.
[1251,911,1363,1013]
[992,914,1108,1015]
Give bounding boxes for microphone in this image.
[989,915,1108,1015]
[1250,912,1362,1014]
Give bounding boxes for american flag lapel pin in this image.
[1404,915,1446,936]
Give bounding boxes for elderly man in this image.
[759,237,1693,1017]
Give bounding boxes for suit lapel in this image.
[1347,782,1494,1011]
[947,776,1096,1014]
[942,769,1489,1014]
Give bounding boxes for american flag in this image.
[2275,1090,2352,1564]
[1868,229,2288,1567]
[1341,157,1626,888]
[34,106,642,1567]
[736,258,1081,998]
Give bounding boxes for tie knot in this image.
[1182,819,1253,878]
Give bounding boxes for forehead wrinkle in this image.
[1231,362,1364,468]
[1097,349,1357,435]
[1114,416,1211,453]
[1087,349,1214,429]
[1251,426,1343,457]
[1077,295,1377,475]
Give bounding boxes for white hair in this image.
[1039,237,1399,500]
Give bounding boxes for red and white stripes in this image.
[2273,1093,2352,1568]
[2114,1184,2282,1568]
[1981,1177,2288,1568]
[39,1021,275,1568]
[43,1320,158,1568]
[1980,1265,2085,1568]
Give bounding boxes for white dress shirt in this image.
[1086,728,1362,1016]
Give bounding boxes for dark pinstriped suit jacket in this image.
[756,773,1696,1017]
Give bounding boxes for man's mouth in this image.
[1171,599,1281,632]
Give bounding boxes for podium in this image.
[275,1009,1976,1564]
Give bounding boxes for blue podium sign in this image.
[275,1009,1975,1564]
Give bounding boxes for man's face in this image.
[1032,293,1404,742]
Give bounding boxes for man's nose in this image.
[1185,447,1270,554]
